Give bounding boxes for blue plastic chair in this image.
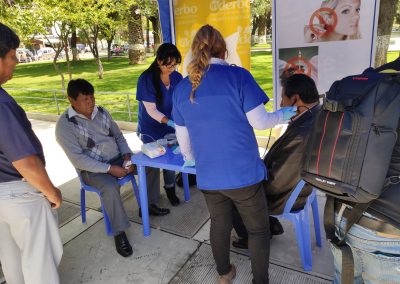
[77,171,140,236]
[270,180,322,271]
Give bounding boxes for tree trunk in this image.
[53,51,65,90]
[84,27,103,79]
[251,16,259,46]
[71,28,79,61]
[374,0,399,67]
[257,16,267,37]
[127,5,145,65]
[64,41,72,81]
[150,16,160,45]
[146,17,150,48]
[266,10,272,35]
[96,57,104,79]
[107,39,112,61]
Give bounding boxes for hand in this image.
[123,153,132,161]
[108,165,128,178]
[127,164,136,174]
[167,120,175,129]
[280,106,297,122]
[182,159,195,168]
[46,187,62,209]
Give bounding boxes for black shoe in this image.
[269,216,284,235]
[139,204,170,217]
[114,232,133,257]
[164,186,180,206]
[232,237,248,249]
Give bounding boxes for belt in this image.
[341,207,400,237]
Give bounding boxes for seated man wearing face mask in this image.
[232,74,321,249]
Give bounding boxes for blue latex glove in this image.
[167,120,175,129]
[182,159,195,168]
[280,106,297,122]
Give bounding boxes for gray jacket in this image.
[55,106,131,173]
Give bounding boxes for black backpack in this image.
[301,68,400,283]
[302,69,400,202]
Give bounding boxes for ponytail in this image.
[187,25,226,103]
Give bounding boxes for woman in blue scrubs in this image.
[173,25,296,284]
[136,43,183,207]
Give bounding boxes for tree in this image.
[250,0,271,45]
[141,0,160,52]
[71,26,79,61]
[77,0,123,78]
[127,4,145,64]
[4,0,78,89]
[375,0,399,66]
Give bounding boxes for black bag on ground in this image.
[301,69,400,284]
[302,69,400,203]
[175,172,197,187]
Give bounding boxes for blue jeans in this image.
[332,215,400,284]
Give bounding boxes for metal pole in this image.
[126,93,132,121]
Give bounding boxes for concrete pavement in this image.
[1,119,334,284]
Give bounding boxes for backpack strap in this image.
[324,196,373,284]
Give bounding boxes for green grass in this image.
[5,51,399,132]
[5,57,154,121]
[387,51,399,63]
[251,42,272,50]
[5,53,275,122]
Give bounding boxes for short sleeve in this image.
[240,69,269,113]
[136,73,156,103]
[0,103,42,162]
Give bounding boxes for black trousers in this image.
[202,182,270,284]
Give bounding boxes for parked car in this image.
[37,47,56,60]
[16,48,34,63]
[111,46,124,56]
[76,43,86,53]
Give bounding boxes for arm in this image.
[108,118,135,174]
[175,125,194,161]
[246,104,284,130]
[55,119,110,173]
[13,155,62,208]
[107,111,132,156]
[143,101,166,123]
[143,101,173,126]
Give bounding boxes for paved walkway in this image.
[1,119,334,284]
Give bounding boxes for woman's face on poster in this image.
[334,0,361,36]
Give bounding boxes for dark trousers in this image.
[202,182,270,284]
[81,156,161,235]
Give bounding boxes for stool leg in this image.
[130,176,141,206]
[99,194,113,236]
[311,193,322,247]
[81,188,86,223]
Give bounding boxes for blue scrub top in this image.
[136,70,183,143]
[172,64,269,190]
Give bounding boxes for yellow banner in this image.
[173,0,251,75]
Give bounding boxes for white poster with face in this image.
[272,0,380,110]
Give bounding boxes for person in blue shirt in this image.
[0,23,63,284]
[173,25,296,284]
[136,43,183,207]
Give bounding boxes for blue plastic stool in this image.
[78,172,140,236]
[271,180,322,271]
